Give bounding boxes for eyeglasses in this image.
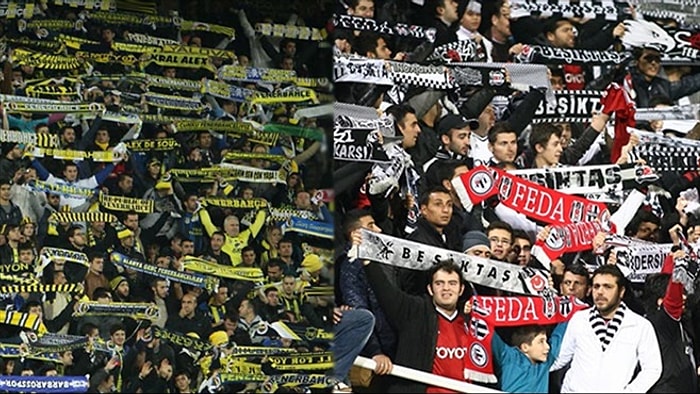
[488,237,512,246]
[642,54,661,63]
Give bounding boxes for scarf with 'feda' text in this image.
[452,166,609,225]
[464,294,588,383]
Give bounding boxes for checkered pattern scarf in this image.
[589,302,626,352]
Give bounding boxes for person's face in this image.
[489,132,518,162]
[154,281,169,299]
[181,241,194,256]
[185,196,198,211]
[461,9,481,32]
[102,28,115,43]
[548,21,575,48]
[279,242,293,257]
[443,127,471,156]
[556,123,572,149]
[60,351,74,367]
[282,277,296,295]
[96,129,110,144]
[266,290,280,306]
[54,271,67,284]
[488,228,512,260]
[536,134,562,167]
[198,133,212,148]
[156,256,170,268]
[358,215,381,233]
[189,148,202,161]
[242,188,254,199]
[224,217,240,237]
[427,269,463,311]
[22,223,35,238]
[465,245,492,259]
[223,318,237,332]
[148,161,161,176]
[111,330,126,346]
[180,295,196,316]
[268,266,283,281]
[124,215,139,230]
[349,0,375,18]
[550,74,565,91]
[238,299,252,317]
[638,49,661,80]
[211,235,224,251]
[689,225,700,243]
[121,234,135,248]
[19,249,33,264]
[190,36,202,47]
[118,176,133,193]
[592,273,625,317]
[242,250,256,265]
[420,192,453,229]
[158,361,173,380]
[63,165,79,182]
[215,286,228,303]
[237,55,250,67]
[70,229,86,247]
[47,193,61,207]
[163,67,177,78]
[175,374,190,391]
[635,221,659,242]
[269,228,282,246]
[283,42,296,57]
[439,0,459,23]
[521,332,550,363]
[281,57,295,70]
[0,184,10,200]
[61,128,76,143]
[512,237,531,266]
[492,3,511,37]
[90,257,104,273]
[400,113,421,149]
[373,38,392,60]
[295,192,312,210]
[116,281,130,297]
[561,271,590,300]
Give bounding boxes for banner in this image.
[533,90,604,123]
[211,163,286,184]
[41,247,89,267]
[49,212,116,223]
[265,352,334,370]
[354,229,551,296]
[110,252,219,292]
[11,48,85,70]
[28,180,94,199]
[161,44,236,60]
[333,127,389,162]
[99,194,154,213]
[452,166,610,224]
[332,14,436,43]
[0,310,47,334]
[217,65,297,84]
[202,79,256,102]
[622,19,700,65]
[268,207,319,222]
[149,326,212,352]
[506,164,644,195]
[0,2,36,19]
[635,104,700,121]
[73,301,160,321]
[515,44,631,65]
[0,129,58,147]
[4,101,104,114]
[181,256,265,282]
[0,376,88,393]
[140,73,202,92]
[604,234,674,283]
[123,138,179,152]
[333,56,393,85]
[284,217,333,239]
[427,39,483,64]
[633,145,700,172]
[143,92,206,112]
[124,32,179,47]
[334,113,395,137]
[263,123,325,142]
[141,52,216,73]
[202,197,268,209]
[177,19,236,39]
[0,283,82,294]
[252,87,319,104]
[255,23,326,41]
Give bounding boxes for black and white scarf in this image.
[589,302,626,351]
[510,0,633,21]
[515,44,632,65]
[332,14,437,43]
[533,90,604,123]
[635,104,700,121]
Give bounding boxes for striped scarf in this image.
[589,302,626,351]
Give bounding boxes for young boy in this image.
[492,323,567,393]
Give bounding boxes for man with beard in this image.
[551,265,662,392]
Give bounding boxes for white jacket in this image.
[551,306,662,393]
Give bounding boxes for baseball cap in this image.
[436,114,479,135]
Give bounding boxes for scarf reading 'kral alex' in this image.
[464,294,588,383]
[452,166,609,225]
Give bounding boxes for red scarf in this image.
[453,166,609,224]
[464,295,588,383]
[602,82,636,163]
[531,221,606,265]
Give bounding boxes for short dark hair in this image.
[625,210,661,236]
[543,16,571,36]
[512,229,532,244]
[419,185,451,207]
[488,121,517,144]
[642,273,670,314]
[92,287,112,301]
[354,31,383,57]
[427,259,463,285]
[529,123,562,152]
[486,220,513,240]
[109,323,126,336]
[563,263,591,287]
[385,104,417,136]
[342,208,373,238]
[423,159,464,191]
[511,324,547,348]
[591,264,625,289]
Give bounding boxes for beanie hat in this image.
[209,331,229,347]
[110,276,128,291]
[462,231,490,253]
[301,254,323,273]
[117,228,134,239]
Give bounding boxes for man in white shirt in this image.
[551,264,662,392]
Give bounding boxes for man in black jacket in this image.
[363,258,468,393]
